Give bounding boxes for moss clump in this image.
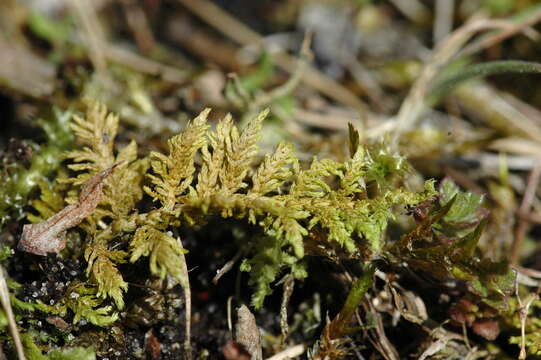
[14,102,516,358]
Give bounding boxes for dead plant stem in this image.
[511,163,541,265]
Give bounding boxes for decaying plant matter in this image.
[19,163,120,256]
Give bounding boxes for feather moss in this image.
[33,102,439,314]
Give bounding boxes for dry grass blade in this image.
[391,16,511,140]
[0,266,25,360]
[433,0,455,44]
[511,163,541,265]
[386,6,541,144]
[177,237,192,360]
[458,5,541,59]
[489,137,541,157]
[279,275,294,342]
[454,83,541,144]
[265,344,305,360]
[363,300,399,360]
[104,45,190,83]
[67,0,109,81]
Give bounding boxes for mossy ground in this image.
[2,1,541,359]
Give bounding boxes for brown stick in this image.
[511,163,541,265]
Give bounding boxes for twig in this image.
[0,266,25,360]
[104,44,190,84]
[265,344,305,360]
[67,0,109,81]
[120,0,156,54]
[177,0,367,112]
[212,251,242,285]
[457,6,541,59]
[515,282,541,359]
[518,211,541,225]
[433,0,454,44]
[511,163,541,265]
[177,237,192,360]
[279,275,295,343]
[388,0,431,25]
[167,16,243,71]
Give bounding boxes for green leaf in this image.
[451,219,486,259]
[388,189,515,310]
[434,179,486,240]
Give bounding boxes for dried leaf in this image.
[18,164,120,255]
[235,305,262,360]
[472,319,500,340]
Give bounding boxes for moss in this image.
[0,109,73,228]
[11,101,517,357]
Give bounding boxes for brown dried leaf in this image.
[472,319,500,340]
[235,305,262,360]
[18,164,120,255]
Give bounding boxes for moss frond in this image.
[38,282,118,327]
[250,141,298,196]
[84,245,128,309]
[240,236,307,309]
[39,103,440,310]
[96,142,147,221]
[129,225,188,284]
[65,101,119,181]
[27,172,69,223]
[145,109,210,211]
[137,108,437,306]
[290,158,342,198]
[220,109,268,193]
[57,103,148,314]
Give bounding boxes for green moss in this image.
[0,109,73,228]
[18,102,515,345]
